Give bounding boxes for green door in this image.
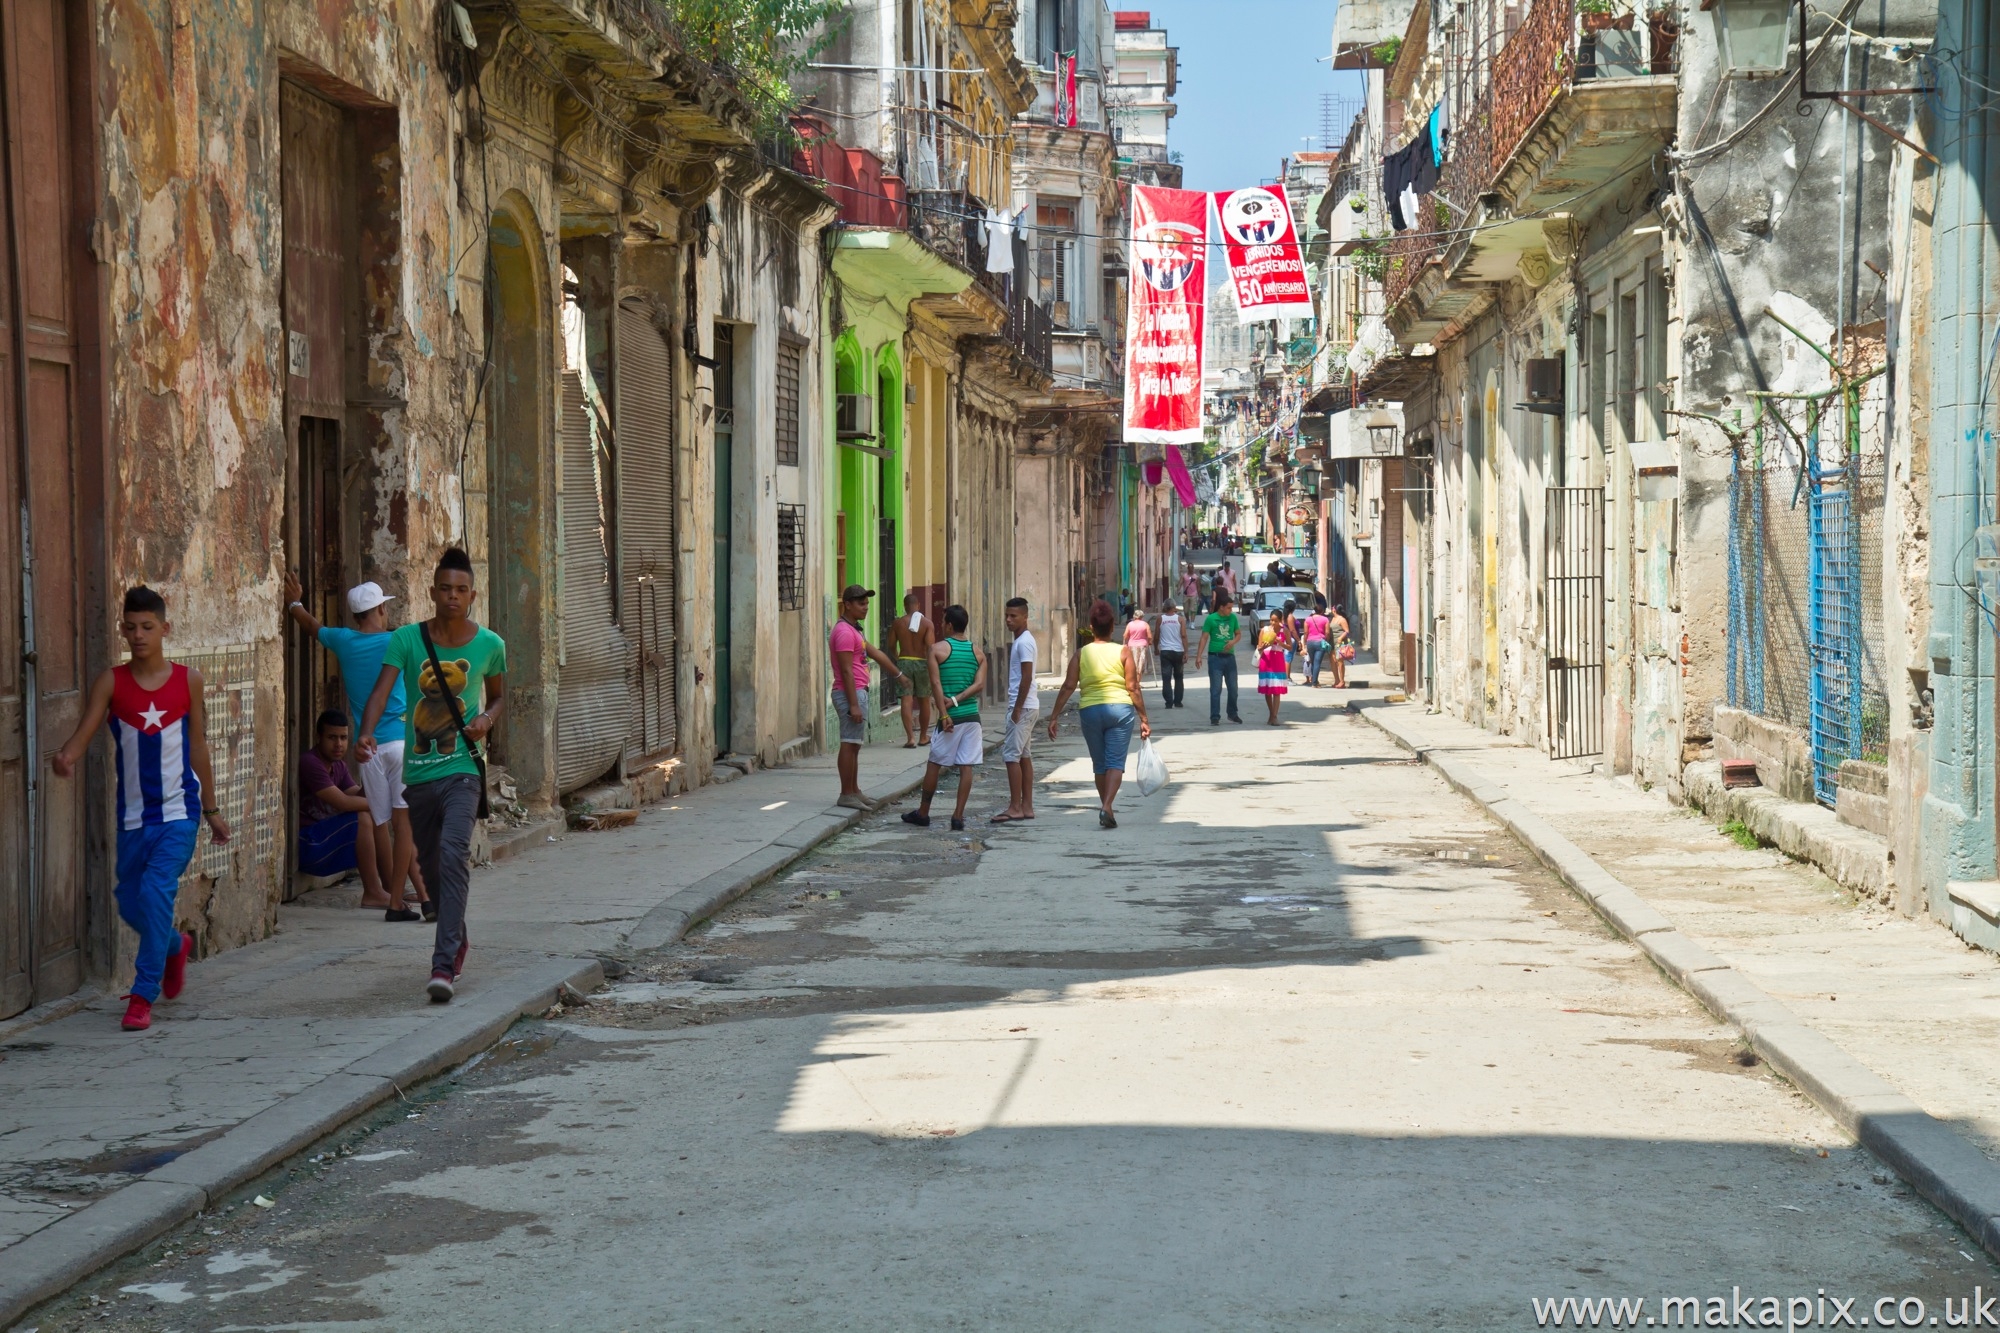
[713,327,734,755]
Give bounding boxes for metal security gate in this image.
[1808,465,1862,805]
[1544,487,1605,760]
[615,299,677,762]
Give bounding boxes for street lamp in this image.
[1705,0,1792,76]
[1365,403,1399,456]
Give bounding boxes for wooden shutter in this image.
[616,299,678,762]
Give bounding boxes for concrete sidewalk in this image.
[1355,698,2000,1257]
[0,743,930,1323]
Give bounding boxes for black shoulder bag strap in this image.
[419,622,492,820]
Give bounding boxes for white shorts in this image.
[1001,713,1038,764]
[928,720,984,768]
[359,739,408,826]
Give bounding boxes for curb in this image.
[0,955,602,1327]
[623,766,929,953]
[1354,701,2000,1262]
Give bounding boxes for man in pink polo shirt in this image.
[830,585,909,810]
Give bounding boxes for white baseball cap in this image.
[347,582,395,615]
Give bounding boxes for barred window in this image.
[777,503,805,610]
[775,341,802,467]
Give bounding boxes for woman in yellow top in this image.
[1048,599,1151,829]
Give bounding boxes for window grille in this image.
[775,340,802,466]
[777,503,805,610]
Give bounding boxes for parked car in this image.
[1247,585,1318,638]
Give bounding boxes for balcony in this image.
[1381,0,1677,342]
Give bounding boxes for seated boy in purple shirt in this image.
[299,711,375,878]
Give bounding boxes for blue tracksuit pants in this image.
[116,820,197,1002]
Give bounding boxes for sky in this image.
[1138,0,1367,193]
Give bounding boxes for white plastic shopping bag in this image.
[1132,738,1170,798]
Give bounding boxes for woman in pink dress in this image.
[1256,624,1289,724]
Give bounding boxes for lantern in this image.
[1706,0,1792,76]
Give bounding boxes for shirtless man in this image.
[888,592,936,748]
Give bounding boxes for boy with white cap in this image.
[285,573,427,920]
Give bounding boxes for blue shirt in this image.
[319,627,405,743]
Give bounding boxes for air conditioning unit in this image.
[836,393,876,440]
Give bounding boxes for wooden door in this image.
[281,83,348,894]
[0,0,89,1016]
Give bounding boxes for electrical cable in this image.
[1668,0,1868,168]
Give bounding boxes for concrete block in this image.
[1638,930,1729,984]
[1749,1021,1904,1116]
[1855,1108,2000,1246]
[1837,758,1888,797]
[146,1073,394,1199]
[771,810,854,851]
[1685,966,1796,1032]
[1836,785,1891,837]
[1948,880,2000,925]
[1685,761,1889,902]
[0,1180,206,1325]
[1590,884,1677,939]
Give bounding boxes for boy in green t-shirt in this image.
[1200,593,1243,726]
[358,547,506,1004]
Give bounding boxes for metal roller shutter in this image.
[616,299,678,762]
[555,368,632,793]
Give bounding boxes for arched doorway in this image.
[483,200,553,801]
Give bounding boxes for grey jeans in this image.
[405,772,482,976]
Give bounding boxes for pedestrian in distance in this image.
[1154,601,1187,708]
[1200,592,1244,725]
[358,547,505,1004]
[1181,564,1201,614]
[1330,604,1352,689]
[993,597,1039,823]
[903,605,986,832]
[284,572,429,921]
[297,710,380,881]
[1280,598,1302,681]
[1122,606,1153,680]
[827,585,909,811]
[888,592,936,748]
[1047,599,1151,829]
[51,587,231,1032]
[1257,622,1290,724]
[1303,603,1333,687]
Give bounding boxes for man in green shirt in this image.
[1201,592,1244,726]
[902,604,987,832]
[358,547,506,1004]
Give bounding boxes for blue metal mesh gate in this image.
[1727,436,1886,806]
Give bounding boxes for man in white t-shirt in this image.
[1154,600,1188,708]
[993,597,1039,823]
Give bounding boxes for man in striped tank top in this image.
[53,587,230,1031]
[901,605,987,832]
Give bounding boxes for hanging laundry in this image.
[984,208,1019,274]
[1382,120,1444,230]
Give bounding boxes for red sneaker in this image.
[453,937,468,982]
[161,932,194,1000]
[427,969,455,1003]
[121,996,153,1031]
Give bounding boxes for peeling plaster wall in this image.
[97,0,464,954]
[1672,1,1930,827]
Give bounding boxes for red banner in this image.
[1122,186,1208,446]
[1213,187,1314,320]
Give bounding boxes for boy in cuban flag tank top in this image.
[52,587,231,1031]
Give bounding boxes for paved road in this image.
[32,689,2000,1331]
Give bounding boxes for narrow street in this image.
[35,685,1998,1331]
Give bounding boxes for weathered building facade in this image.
[798,0,1050,736]
[1,0,836,1016]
